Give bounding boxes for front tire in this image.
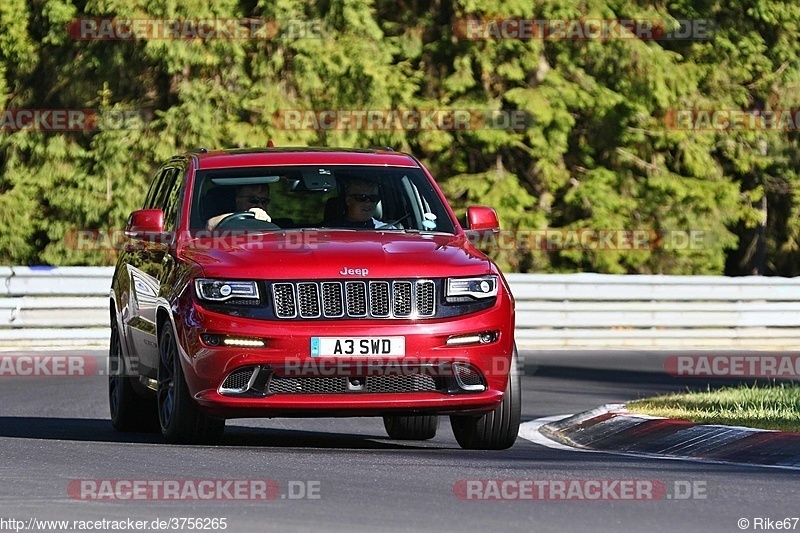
[383,415,439,440]
[157,322,224,444]
[450,346,521,450]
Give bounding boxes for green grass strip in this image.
[626,382,800,432]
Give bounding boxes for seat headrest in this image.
[201,186,236,220]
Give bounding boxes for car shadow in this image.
[0,416,427,449]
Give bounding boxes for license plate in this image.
[311,337,405,357]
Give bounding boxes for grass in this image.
[626,382,800,432]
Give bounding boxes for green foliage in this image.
[0,0,798,275]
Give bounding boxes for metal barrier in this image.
[2,267,799,349]
[507,274,800,349]
[0,267,112,346]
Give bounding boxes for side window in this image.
[142,169,164,209]
[142,167,174,211]
[162,168,186,231]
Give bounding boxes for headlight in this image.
[446,275,498,302]
[195,279,259,302]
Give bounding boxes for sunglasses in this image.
[238,195,270,206]
[348,194,380,203]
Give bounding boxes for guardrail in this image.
[507,274,800,349]
[2,267,800,349]
[0,267,112,345]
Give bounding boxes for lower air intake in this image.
[267,374,438,394]
[453,363,485,391]
[219,367,257,394]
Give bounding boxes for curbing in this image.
[539,404,800,468]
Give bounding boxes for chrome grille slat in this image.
[272,283,296,318]
[369,281,390,317]
[297,282,321,318]
[271,280,436,319]
[345,281,367,317]
[321,282,344,317]
[393,281,412,317]
[416,280,436,317]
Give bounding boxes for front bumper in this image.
[171,293,515,418]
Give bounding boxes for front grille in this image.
[268,374,438,394]
[272,280,436,319]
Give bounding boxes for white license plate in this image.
[311,337,405,357]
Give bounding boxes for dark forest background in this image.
[1,0,799,275]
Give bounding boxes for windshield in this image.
[189,165,456,234]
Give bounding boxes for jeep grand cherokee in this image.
[109,147,520,449]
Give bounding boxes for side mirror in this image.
[125,209,164,237]
[466,206,500,232]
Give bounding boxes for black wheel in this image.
[157,322,224,444]
[450,346,521,450]
[109,317,157,432]
[383,415,439,440]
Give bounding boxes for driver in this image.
[206,183,271,231]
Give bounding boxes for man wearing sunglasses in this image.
[334,179,398,229]
[206,183,272,231]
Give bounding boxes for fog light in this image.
[479,331,498,344]
[201,334,222,346]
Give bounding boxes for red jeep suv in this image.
[109,147,520,449]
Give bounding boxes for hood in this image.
[180,230,493,280]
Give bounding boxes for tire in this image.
[157,322,224,444]
[109,317,157,432]
[450,346,521,450]
[383,415,439,440]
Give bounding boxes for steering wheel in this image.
[375,213,411,230]
[214,211,255,230]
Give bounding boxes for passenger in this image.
[334,179,396,229]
